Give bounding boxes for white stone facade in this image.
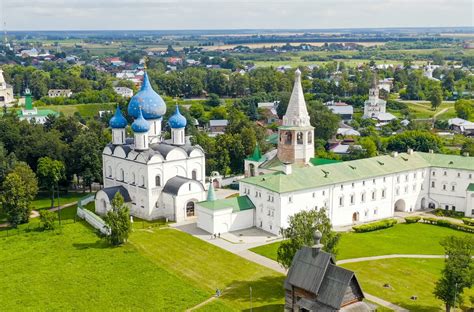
[240,164,473,235]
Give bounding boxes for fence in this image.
[76,194,110,235]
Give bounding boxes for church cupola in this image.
[168,105,187,146]
[109,106,127,145]
[277,69,314,165]
[128,72,167,143]
[132,108,150,151]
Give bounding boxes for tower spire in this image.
[282,69,310,127]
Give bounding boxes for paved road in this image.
[337,254,446,264]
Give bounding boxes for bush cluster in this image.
[352,219,398,233]
[404,216,421,223]
[462,218,474,226]
[433,208,465,218]
[406,216,474,233]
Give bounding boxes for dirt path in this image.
[336,254,446,265]
[186,297,216,311]
[434,107,449,118]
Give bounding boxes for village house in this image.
[48,89,73,98]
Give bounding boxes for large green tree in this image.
[36,157,65,208]
[454,99,473,120]
[386,130,443,153]
[70,133,103,192]
[11,162,38,202]
[103,192,132,246]
[277,208,340,269]
[308,101,340,141]
[434,236,473,312]
[0,173,30,227]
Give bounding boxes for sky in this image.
[1,0,473,31]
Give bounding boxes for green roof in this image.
[266,133,278,145]
[309,158,342,166]
[241,152,474,193]
[246,143,266,162]
[467,183,474,192]
[198,195,255,212]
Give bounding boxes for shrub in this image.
[462,218,474,226]
[433,208,465,218]
[39,210,56,230]
[404,216,421,224]
[352,219,398,233]
[420,217,474,233]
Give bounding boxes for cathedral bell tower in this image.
[277,69,314,165]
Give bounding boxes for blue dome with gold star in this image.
[131,109,150,133]
[168,105,187,129]
[109,106,127,129]
[128,72,166,119]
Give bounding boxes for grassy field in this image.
[389,101,458,120]
[250,223,470,261]
[35,103,117,118]
[31,191,88,210]
[0,222,284,311]
[342,258,474,311]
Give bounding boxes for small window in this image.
[431,181,435,188]
[396,188,400,196]
[371,191,376,200]
[155,175,161,187]
[383,177,386,183]
[374,208,378,215]
[396,176,400,183]
[405,175,408,182]
[312,192,316,198]
[339,196,343,206]
[363,181,366,186]
[192,169,197,180]
[404,186,408,194]
[470,174,472,179]
[443,184,447,191]
[351,183,355,188]
[289,196,292,203]
[432,171,436,176]
[361,193,366,202]
[452,185,455,191]
[373,179,376,184]
[350,195,355,204]
[341,185,344,190]
[452,206,456,211]
[445,205,449,210]
[457,172,461,177]
[381,189,386,198]
[189,183,192,191]
[444,171,447,176]
[322,191,325,196]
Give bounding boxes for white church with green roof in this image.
[196,70,474,235]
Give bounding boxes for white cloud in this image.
[1,0,472,30]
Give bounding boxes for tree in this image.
[454,99,473,120]
[386,130,443,153]
[70,133,103,192]
[103,192,132,246]
[36,157,65,208]
[308,102,340,141]
[461,138,474,156]
[434,236,473,312]
[39,210,56,230]
[205,93,221,107]
[429,83,443,110]
[11,162,38,202]
[277,208,340,269]
[0,173,30,227]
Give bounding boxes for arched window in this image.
[297,132,303,144]
[186,201,195,217]
[141,176,145,187]
[155,175,161,187]
[192,169,197,180]
[285,131,292,145]
[107,166,112,178]
[131,173,136,185]
[120,168,124,181]
[308,131,312,144]
[249,164,255,177]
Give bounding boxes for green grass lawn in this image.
[341,258,474,311]
[0,221,284,311]
[250,223,469,261]
[35,103,117,118]
[31,191,89,210]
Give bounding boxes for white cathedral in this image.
[95,73,206,222]
[196,69,474,235]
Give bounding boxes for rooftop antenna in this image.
[2,0,7,48]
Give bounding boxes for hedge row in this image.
[406,216,474,233]
[404,216,421,224]
[352,219,398,233]
[433,208,465,218]
[462,218,474,226]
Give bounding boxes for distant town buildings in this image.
[0,69,14,106]
[209,119,229,135]
[363,75,396,124]
[258,101,280,124]
[113,87,134,98]
[48,89,73,98]
[448,118,474,136]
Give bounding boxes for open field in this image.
[342,258,474,311]
[0,222,284,311]
[31,191,88,210]
[35,103,117,118]
[250,223,470,261]
[389,101,458,120]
